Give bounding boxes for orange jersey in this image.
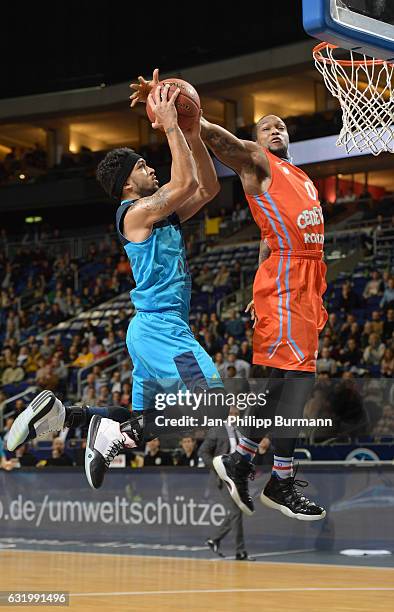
[246,149,328,372]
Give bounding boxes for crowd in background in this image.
[1,208,394,467]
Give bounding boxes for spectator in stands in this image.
[120,361,132,383]
[41,437,73,467]
[47,303,64,327]
[239,340,252,364]
[332,376,366,439]
[72,344,94,369]
[363,271,383,300]
[380,277,394,310]
[383,309,394,341]
[339,338,362,368]
[110,371,122,394]
[212,352,225,378]
[14,443,36,467]
[103,330,117,352]
[36,363,59,391]
[17,346,29,368]
[371,311,384,336]
[82,385,97,404]
[208,312,225,338]
[226,365,250,396]
[2,416,15,448]
[363,333,385,367]
[227,352,250,379]
[144,439,173,466]
[194,264,214,293]
[226,336,239,357]
[316,347,337,376]
[120,382,132,407]
[1,357,24,387]
[200,331,220,356]
[13,399,26,419]
[51,355,68,390]
[213,264,230,289]
[175,436,199,466]
[372,405,394,437]
[225,310,245,339]
[338,282,361,313]
[96,385,111,407]
[380,348,394,377]
[39,335,54,360]
[339,314,358,342]
[326,312,341,338]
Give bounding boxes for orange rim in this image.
[313,41,389,67]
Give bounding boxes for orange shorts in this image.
[253,250,327,372]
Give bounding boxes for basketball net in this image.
[313,42,394,156]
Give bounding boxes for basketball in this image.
[146,78,200,131]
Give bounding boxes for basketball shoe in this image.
[85,415,142,489]
[7,390,65,451]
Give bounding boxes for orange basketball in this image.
[146,78,200,131]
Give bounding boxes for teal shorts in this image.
[126,311,223,411]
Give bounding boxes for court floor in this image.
[1,546,393,611]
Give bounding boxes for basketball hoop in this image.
[313,42,394,156]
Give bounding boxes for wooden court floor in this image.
[1,550,393,611]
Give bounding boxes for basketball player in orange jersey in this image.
[130,71,327,521]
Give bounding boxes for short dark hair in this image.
[96,147,137,198]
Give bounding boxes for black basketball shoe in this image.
[205,539,224,557]
[236,551,255,561]
[213,452,255,516]
[85,415,142,489]
[260,468,326,521]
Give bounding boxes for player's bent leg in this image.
[213,453,255,516]
[260,370,326,521]
[260,468,326,521]
[7,390,65,451]
[85,414,143,490]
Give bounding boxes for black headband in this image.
[111,151,143,200]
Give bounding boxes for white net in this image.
[313,43,394,156]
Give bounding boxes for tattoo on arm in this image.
[204,129,245,158]
[137,187,170,212]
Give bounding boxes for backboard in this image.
[303,0,394,61]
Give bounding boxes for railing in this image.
[4,218,206,259]
[216,283,253,317]
[0,386,39,431]
[76,348,127,399]
[24,291,132,344]
[374,226,394,258]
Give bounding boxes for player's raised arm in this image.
[176,111,220,223]
[200,117,256,173]
[124,84,198,241]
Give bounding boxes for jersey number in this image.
[304,181,317,201]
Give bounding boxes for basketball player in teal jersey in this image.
[7,83,223,488]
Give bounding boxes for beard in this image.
[139,184,159,198]
[268,143,289,160]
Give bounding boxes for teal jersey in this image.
[116,200,192,321]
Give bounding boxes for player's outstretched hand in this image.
[129,68,160,108]
[245,299,258,328]
[147,84,180,131]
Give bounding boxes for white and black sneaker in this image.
[260,469,326,521]
[213,452,255,516]
[7,390,65,452]
[85,416,141,489]
[206,538,225,557]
